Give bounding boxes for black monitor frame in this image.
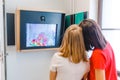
[16,10,65,52]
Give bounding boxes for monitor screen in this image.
[16,10,65,51]
[26,23,57,47]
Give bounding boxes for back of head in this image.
[59,24,87,63]
[79,19,107,51]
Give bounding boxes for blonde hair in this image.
[59,24,88,63]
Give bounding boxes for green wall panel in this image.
[65,12,87,30]
[75,12,84,24]
[65,15,71,28]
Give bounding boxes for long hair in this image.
[79,19,107,51]
[59,24,88,63]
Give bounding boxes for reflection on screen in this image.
[26,23,57,47]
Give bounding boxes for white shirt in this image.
[50,52,90,80]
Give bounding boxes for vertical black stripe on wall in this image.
[84,12,88,19]
[70,14,75,24]
[7,13,15,45]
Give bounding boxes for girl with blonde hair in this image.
[49,24,90,80]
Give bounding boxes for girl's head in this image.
[79,19,107,51]
[59,24,87,63]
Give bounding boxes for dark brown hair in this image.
[79,19,107,51]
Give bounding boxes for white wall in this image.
[77,0,98,21]
[5,0,67,13]
[65,0,90,15]
[5,0,67,80]
[66,0,98,21]
[89,0,98,21]
[0,1,3,80]
[6,47,57,80]
[102,0,120,29]
[0,0,3,52]
[5,0,98,80]
[74,0,90,13]
[0,0,6,80]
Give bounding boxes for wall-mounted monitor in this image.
[16,10,65,52]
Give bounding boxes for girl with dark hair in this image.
[79,19,117,80]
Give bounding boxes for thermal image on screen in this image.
[26,23,57,47]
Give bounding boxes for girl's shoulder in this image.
[53,52,64,59]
